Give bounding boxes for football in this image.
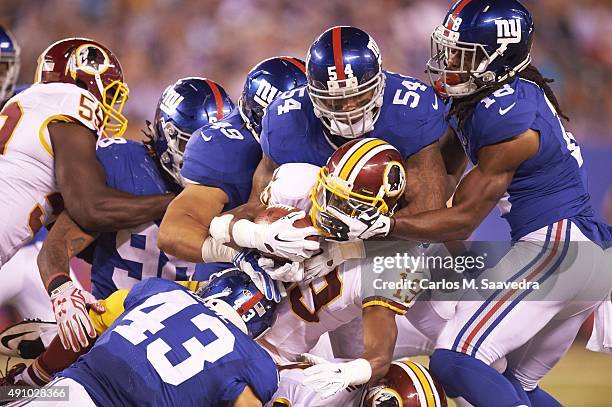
[254,204,318,261]
[255,204,314,231]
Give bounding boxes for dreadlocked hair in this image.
[448,64,569,132]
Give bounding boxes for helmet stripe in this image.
[332,26,346,80]
[346,143,395,185]
[235,290,264,316]
[404,361,437,406]
[412,361,443,407]
[205,79,225,121]
[446,0,473,29]
[280,57,306,73]
[395,360,428,405]
[338,138,387,181]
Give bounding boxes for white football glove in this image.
[326,206,392,241]
[216,211,320,261]
[50,281,104,352]
[258,256,305,283]
[302,240,365,283]
[301,353,372,399]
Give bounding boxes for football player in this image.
[0,38,176,267]
[158,57,315,275]
[29,77,235,358]
[6,271,279,406]
[0,26,20,109]
[206,26,449,264]
[0,38,180,359]
[368,1,612,406]
[255,139,448,405]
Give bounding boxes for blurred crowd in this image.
[1,0,611,143]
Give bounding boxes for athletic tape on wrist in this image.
[209,214,234,244]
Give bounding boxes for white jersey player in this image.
[0,37,177,355]
[257,142,451,405]
[0,82,101,265]
[0,38,174,268]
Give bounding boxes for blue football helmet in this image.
[0,26,20,106]
[238,56,306,140]
[306,26,385,139]
[426,0,534,97]
[196,268,277,339]
[153,77,234,186]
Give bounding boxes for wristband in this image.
[339,240,366,260]
[45,274,71,296]
[209,214,234,244]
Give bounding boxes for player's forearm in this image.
[226,199,266,223]
[389,205,477,242]
[38,211,97,292]
[158,187,228,262]
[69,189,175,232]
[402,142,448,215]
[362,306,398,381]
[158,211,208,263]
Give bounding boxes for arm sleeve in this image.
[181,128,260,210]
[89,289,128,335]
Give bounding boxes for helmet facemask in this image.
[0,45,20,105]
[427,25,494,98]
[69,44,129,137]
[237,95,263,141]
[309,166,392,240]
[309,71,385,139]
[427,24,531,98]
[157,118,190,187]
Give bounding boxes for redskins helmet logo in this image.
[366,386,402,406]
[383,161,406,198]
[68,44,111,78]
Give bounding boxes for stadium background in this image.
[1,0,610,405]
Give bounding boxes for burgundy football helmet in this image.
[310,137,406,239]
[34,38,129,138]
[362,359,447,406]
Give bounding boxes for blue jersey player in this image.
[206,26,450,268]
[20,271,279,406]
[344,1,612,407]
[158,57,309,265]
[0,26,20,109]
[33,77,234,360]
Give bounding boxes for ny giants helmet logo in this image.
[160,87,184,115]
[495,17,522,46]
[367,36,382,64]
[254,79,280,107]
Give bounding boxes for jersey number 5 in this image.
[0,101,23,155]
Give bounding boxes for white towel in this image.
[587,294,612,354]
